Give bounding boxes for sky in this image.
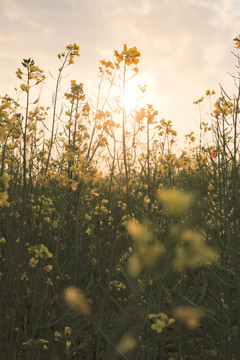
[0,0,240,147]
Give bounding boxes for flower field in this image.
[1,38,240,359]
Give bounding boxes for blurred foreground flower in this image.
[127,219,165,277]
[173,229,218,270]
[157,189,194,217]
[116,334,137,355]
[127,219,152,243]
[174,306,203,329]
[64,286,91,315]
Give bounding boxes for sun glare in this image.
[122,86,140,112]
[110,76,153,116]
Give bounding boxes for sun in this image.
[110,76,152,115]
[122,86,140,112]
[121,76,152,113]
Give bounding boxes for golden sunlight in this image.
[122,85,141,112]
[112,77,152,115]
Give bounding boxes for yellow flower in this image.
[47,278,53,286]
[43,265,52,272]
[149,312,175,332]
[29,257,39,267]
[64,327,72,336]
[66,340,71,349]
[168,318,175,326]
[151,319,165,333]
[85,227,92,235]
[54,331,62,342]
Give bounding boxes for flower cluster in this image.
[149,313,175,333]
